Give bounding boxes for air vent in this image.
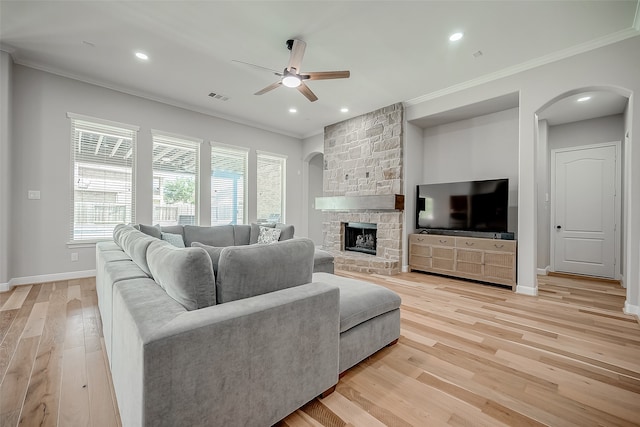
[208,92,230,101]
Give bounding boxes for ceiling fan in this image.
[244,39,350,102]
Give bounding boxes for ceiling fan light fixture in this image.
[282,75,301,88]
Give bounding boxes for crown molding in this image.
[11,58,304,140]
[405,28,640,107]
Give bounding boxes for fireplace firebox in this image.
[344,222,377,255]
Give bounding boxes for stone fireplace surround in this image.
[320,103,404,275]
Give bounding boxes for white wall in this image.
[307,153,324,245]
[0,51,12,287]
[422,107,520,234]
[406,35,640,308]
[548,115,624,150]
[536,120,550,271]
[8,65,304,282]
[402,120,424,270]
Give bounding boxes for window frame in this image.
[210,142,249,226]
[256,150,287,224]
[151,130,202,227]
[67,112,139,245]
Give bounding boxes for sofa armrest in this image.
[111,280,339,427]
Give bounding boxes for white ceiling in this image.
[1,1,638,138]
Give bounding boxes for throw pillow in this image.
[161,232,186,248]
[191,242,223,275]
[257,226,281,244]
[250,222,275,244]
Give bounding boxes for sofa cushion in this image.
[138,223,161,239]
[312,272,401,333]
[146,240,216,310]
[216,238,315,303]
[190,242,223,276]
[275,223,295,241]
[184,225,235,247]
[114,225,156,277]
[161,232,186,248]
[313,249,334,274]
[257,226,281,244]
[160,225,185,239]
[233,224,251,245]
[97,240,124,252]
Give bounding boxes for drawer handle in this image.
[465,242,474,246]
[494,244,504,248]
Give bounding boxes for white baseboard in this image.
[624,301,640,317]
[516,284,538,296]
[536,266,549,276]
[0,270,96,293]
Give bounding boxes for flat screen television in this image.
[416,179,509,233]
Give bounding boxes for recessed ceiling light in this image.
[449,32,464,42]
[577,96,591,102]
[340,107,349,113]
[135,52,149,61]
[289,108,297,113]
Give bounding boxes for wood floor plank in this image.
[1,285,32,311]
[19,284,67,427]
[0,336,40,425]
[58,346,90,426]
[86,350,117,427]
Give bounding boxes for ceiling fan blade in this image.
[304,70,350,80]
[232,60,282,76]
[255,81,282,95]
[287,39,306,73]
[297,82,318,102]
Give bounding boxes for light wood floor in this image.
[1,273,639,426]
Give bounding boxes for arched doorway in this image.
[536,88,629,282]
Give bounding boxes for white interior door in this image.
[551,143,619,278]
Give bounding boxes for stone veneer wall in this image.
[322,103,404,275]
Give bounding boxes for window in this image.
[152,131,201,226]
[211,144,248,225]
[256,151,286,224]
[68,113,138,242]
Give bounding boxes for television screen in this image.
[416,179,509,233]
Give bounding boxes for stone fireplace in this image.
[318,103,404,275]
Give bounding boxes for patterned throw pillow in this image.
[257,226,281,244]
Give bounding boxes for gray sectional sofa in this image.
[96,223,400,426]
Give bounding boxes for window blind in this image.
[210,144,248,225]
[256,151,286,224]
[152,131,201,226]
[69,114,138,242]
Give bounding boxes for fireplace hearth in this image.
[344,222,377,255]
